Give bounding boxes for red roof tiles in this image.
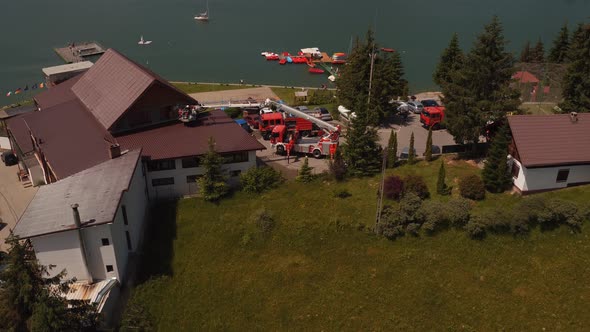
[512,71,540,84]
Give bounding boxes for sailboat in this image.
[138,35,152,45]
[194,0,209,21]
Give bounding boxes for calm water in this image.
[1,0,589,104]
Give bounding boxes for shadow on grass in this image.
[136,199,178,283]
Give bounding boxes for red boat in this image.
[279,59,287,65]
[308,68,324,74]
[380,48,396,53]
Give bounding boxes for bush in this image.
[383,175,404,200]
[308,89,335,104]
[296,157,315,183]
[538,198,583,230]
[240,167,284,194]
[421,198,472,234]
[224,107,242,119]
[403,174,430,199]
[328,149,347,181]
[333,189,351,199]
[252,208,276,234]
[465,219,486,239]
[459,174,485,200]
[398,193,424,225]
[406,223,421,236]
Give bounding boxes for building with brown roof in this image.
[508,112,590,193]
[7,48,264,198]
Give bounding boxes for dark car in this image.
[421,99,440,107]
[1,151,17,166]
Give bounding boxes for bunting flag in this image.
[39,83,44,89]
[24,85,29,91]
[14,88,22,94]
[6,91,11,97]
[32,83,38,90]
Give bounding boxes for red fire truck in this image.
[419,99,445,128]
[258,112,318,140]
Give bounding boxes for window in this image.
[122,205,128,225]
[101,238,110,246]
[106,265,114,273]
[186,175,202,183]
[147,159,176,172]
[222,152,249,164]
[556,169,570,183]
[152,177,175,186]
[230,170,241,177]
[511,162,520,178]
[181,156,201,168]
[125,231,132,251]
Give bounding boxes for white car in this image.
[406,101,424,114]
[259,107,273,115]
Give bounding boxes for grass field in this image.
[126,158,590,331]
[520,102,558,115]
[172,82,253,94]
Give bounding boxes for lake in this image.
[1,0,589,104]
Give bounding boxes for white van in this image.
[337,105,357,120]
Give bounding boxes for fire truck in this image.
[419,99,445,129]
[263,100,341,158]
[258,112,319,140]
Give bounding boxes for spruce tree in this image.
[386,130,398,168]
[436,161,450,195]
[433,33,464,87]
[342,103,382,176]
[531,38,545,63]
[424,126,433,162]
[482,124,512,193]
[408,132,416,164]
[520,41,532,62]
[198,137,229,201]
[548,23,569,63]
[296,156,314,182]
[328,149,347,181]
[372,51,408,121]
[443,16,520,146]
[560,24,590,113]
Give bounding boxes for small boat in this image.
[380,47,396,53]
[138,35,152,45]
[286,56,293,63]
[309,67,324,74]
[265,53,279,60]
[282,52,291,57]
[279,59,287,65]
[328,75,336,82]
[194,0,209,20]
[332,52,347,64]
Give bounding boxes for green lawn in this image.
[126,159,590,331]
[172,82,252,94]
[520,102,558,115]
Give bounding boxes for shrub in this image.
[224,107,242,119]
[334,189,352,199]
[240,167,284,194]
[538,198,583,230]
[445,198,472,225]
[252,208,276,234]
[328,149,347,181]
[383,175,404,200]
[436,162,451,195]
[406,223,421,236]
[421,198,472,234]
[398,193,424,225]
[403,174,430,199]
[464,219,486,239]
[459,174,485,200]
[296,157,315,183]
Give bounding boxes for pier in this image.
[54,42,106,63]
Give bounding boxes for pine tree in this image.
[328,149,347,181]
[482,124,512,193]
[424,126,433,162]
[436,161,450,195]
[408,132,416,164]
[434,33,464,87]
[342,103,382,176]
[560,24,590,113]
[520,41,532,62]
[548,23,569,63]
[386,130,398,168]
[198,137,229,201]
[296,156,314,182]
[443,16,520,146]
[372,51,408,121]
[531,38,545,63]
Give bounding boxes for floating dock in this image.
[54,41,106,63]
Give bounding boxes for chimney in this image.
[71,203,82,228]
[109,143,121,159]
[570,112,578,123]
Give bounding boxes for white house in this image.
[508,112,590,193]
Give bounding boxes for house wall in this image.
[81,224,119,281]
[31,231,90,282]
[511,157,590,192]
[108,158,148,283]
[146,150,257,199]
[0,136,11,150]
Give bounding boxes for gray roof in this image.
[0,104,37,119]
[13,149,141,239]
[42,61,93,76]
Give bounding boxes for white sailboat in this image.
[194,0,209,21]
[138,35,152,45]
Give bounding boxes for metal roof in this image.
[512,71,539,84]
[65,278,119,313]
[13,149,141,239]
[42,61,94,76]
[117,110,265,160]
[509,113,590,167]
[34,74,83,110]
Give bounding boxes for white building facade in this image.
[511,157,590,193]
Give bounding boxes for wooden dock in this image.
[54,41,106,63]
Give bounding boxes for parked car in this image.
[337,105,357,121]
[294,106,309,112]
[234,119,253,133]
[421,99,440,107]
[1,151,17,166]
[259,107,274,115]
[312,107,332,121]
[407,101,424,114]
[400,146,417,159]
